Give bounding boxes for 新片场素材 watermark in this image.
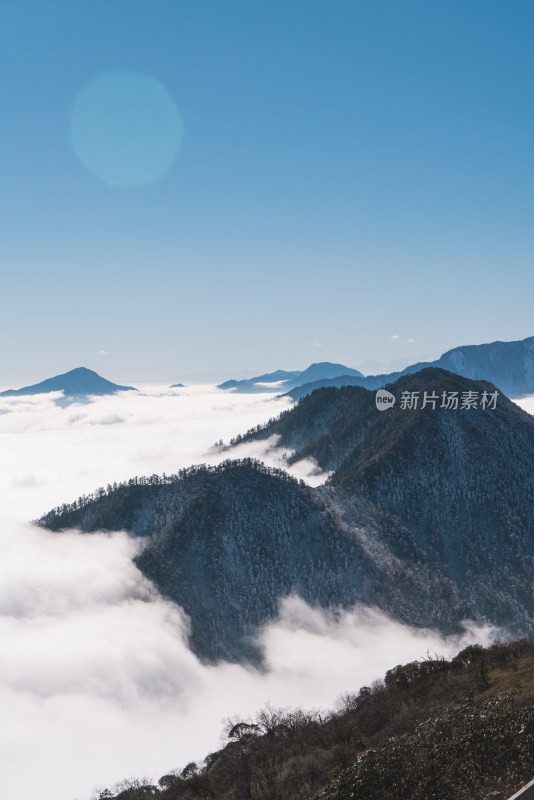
[375,389,499,412]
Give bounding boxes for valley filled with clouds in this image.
[0,387,501,799]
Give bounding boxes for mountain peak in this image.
[218,362,363,394]
[0,367,136,397]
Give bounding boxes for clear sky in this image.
[1,0,533,386]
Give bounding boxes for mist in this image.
[0,385,294,520]
[516,395,534,416]
[0,386,503,799]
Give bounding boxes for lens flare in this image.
[70,71,185,187]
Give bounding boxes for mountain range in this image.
[285,335,534,400]
[5,335,534,401]
[39,367,534,664]
[217,362,364,393]
[0,367,136,397]
[217,336,534,399]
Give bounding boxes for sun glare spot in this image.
[70,70,185,187]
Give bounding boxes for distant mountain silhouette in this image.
[218,362,364,394]
[0,367,136,397]
[285,336,534,400]
[169,383,185,388]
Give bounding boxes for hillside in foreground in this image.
[95,637,534,800]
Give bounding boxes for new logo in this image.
[375,389,396,411]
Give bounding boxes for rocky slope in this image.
[90,638,534,800]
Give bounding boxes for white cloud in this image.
[253,380,289,388]
[0,521,494,800]
[392,335,416,344]
[514,395,534,415]
[0,386,294,520]
[259,597,495,699]
[228,434,331,487]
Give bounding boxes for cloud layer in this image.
[516,396,534,416]
[0,385,293,520]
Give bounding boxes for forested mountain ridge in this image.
[232,367,531,476]
[39,459,467,662]
[40,368,534,662]
[234,368,534,636]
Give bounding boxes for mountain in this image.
[218,369,301,392]
[232,368,534,636]
[432,335,534,394]
[40,368,534,664]
[216,336,534,401]
[0,367,136,397]
[217,362,363,393]
[169,383,185,388]
[285,335,534,400]
[39,459,464,663]
[296,362,364,384]
[283,373,370,401]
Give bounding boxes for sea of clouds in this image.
[0,385,505,799]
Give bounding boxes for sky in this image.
[0,385,498,799]
[1,0,534,385]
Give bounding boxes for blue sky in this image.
[1,0,533,385]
